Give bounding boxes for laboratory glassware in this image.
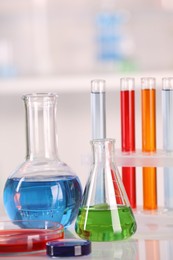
[3,93,82,228]
[75,138,137,242]
[162,77,173,209]
[90,79,106,216]
[0,220,64,254]
[91,79,106,139]
[46,239,91,257]
[141,78,157,210]
[120,77,136,208]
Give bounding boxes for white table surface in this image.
[1,237,173,260]
[1,210,173,260]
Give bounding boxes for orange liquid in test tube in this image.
[141,78,157,210]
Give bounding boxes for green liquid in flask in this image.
[75,204,137,241]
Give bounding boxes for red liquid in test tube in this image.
[120,78,136,209]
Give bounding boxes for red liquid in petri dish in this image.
[0,223,64,253]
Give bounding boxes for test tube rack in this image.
[115,149,173,168]
[117,77,173,239]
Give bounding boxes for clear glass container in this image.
[3,93,82,228]
[0,220,64,255]
[75,138,137,241]
[91,79,106,139]
[120,77,136,209]
[141,77,157,210]
[162,77,173,209]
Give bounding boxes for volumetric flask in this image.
[75,139,137,241]
[3,93,82,228]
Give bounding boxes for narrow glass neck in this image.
[23,93,59,160]
[91,139,115,164]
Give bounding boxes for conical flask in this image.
[75,138,137,241]
[3,93,82,228]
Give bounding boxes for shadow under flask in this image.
[3,93,82,228]
[75,139,137,241]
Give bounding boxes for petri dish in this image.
[46,239,91,257]
[0,220,64,255]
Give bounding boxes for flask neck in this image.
[92,139,115,164]
[23,93,59,161]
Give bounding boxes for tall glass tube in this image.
[162,77,173,209]
[91,79,106,204]
[120,78,136,209]
[141,77,157,210]
[91,79,106,139]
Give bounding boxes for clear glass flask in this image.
[3,93,82,228]
[75,139,137,241]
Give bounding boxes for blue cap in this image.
[46,239,91,257]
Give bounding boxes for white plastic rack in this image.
[115,149,173,167]
[115,149,173,238]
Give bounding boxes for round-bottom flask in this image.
[75,139,137,241]
[3,93,82,228]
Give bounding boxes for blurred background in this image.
[0,0,173,214]
[0,0,173,76]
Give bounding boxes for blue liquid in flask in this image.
[3,175,82,228]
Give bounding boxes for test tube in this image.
[120,78,136,209]
[141,77,157,210]
[91,79,106,204]
[162,77,173,209]
[91,79,106,139]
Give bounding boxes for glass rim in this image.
[22,92,59,100]
[90,138,115,144]
[91,79,106,93]
[141,77,156,89]
[162,77,173,90]
[0,220,64,255]
[0,219,64,231]
[120,77,135,90]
